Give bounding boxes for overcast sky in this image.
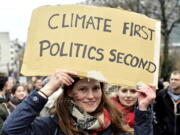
[0,0,85,42]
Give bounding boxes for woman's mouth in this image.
[83,101,96,105]
[125,100,132,104]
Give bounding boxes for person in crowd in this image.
[2,69,155,135]
[0,73,9,130]
[32,78,42,91]
[4,78,16,102]
[7,84,27,113]
[111,86,138,127]
[5,79,16,92]
[158,80,164,90]
[24,82,34,94]
[154,70,180,135]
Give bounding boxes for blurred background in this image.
[0,0,180,83]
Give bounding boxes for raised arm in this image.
[134,82,156,135]
[2,70,76,135]
[38,69,77,98]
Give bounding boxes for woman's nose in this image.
[86,90,94,98]
[126,91,131,97]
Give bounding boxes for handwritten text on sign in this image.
[21,4,161,86]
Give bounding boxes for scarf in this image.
[9,96,22,105]
[167,87,180,114]
[112,97,135,127]
[0,96,6,103]
[8,96,23,112]
[167,87,180,101]
[66,97,111,135]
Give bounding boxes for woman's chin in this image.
[83,106,97,113]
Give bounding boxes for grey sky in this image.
[0,0,85,42]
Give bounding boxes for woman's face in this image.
[117,87,138,108]
[14,86,26,100]
[68,78,102,113]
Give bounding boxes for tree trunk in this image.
[161,33,169,81]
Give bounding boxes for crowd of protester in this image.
[0,70,179,135]
[0,75,42,130]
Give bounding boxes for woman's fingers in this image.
[138,86,156,100]
[137,83,156,93]
[148,84,156,92]
[40,69,77,97]
[54,69,77,86]
[60,73,74,86]
[59,69,77,77]
[135,82,156,110]
[136,89,146,97]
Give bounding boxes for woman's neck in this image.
[125,105,135,111]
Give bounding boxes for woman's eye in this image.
[79,87,86,91]
[121,89,127,93]
[130,89,136,94]
[93,86,100,91]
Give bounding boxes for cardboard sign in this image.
[21,4,161,87]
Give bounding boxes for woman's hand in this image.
[136,82,156,111]
[39,69,77,98]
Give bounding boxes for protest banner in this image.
[21,4,161,87]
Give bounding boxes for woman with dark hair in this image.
[0,73,8,130]
[2,70,155,135]
[7,84,27,112]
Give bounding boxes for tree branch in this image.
[168,18,180,35]
[167,1,179,19]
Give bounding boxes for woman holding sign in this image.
[2,70,155,135]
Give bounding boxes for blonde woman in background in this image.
[111,86,139,127]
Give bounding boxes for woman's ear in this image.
[67,87,73,97]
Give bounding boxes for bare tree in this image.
[157,0,180,80]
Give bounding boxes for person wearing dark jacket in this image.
[0,73,8,132]
[2,70,155,135]
[154,70,180,135]
[7,84,27,113]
